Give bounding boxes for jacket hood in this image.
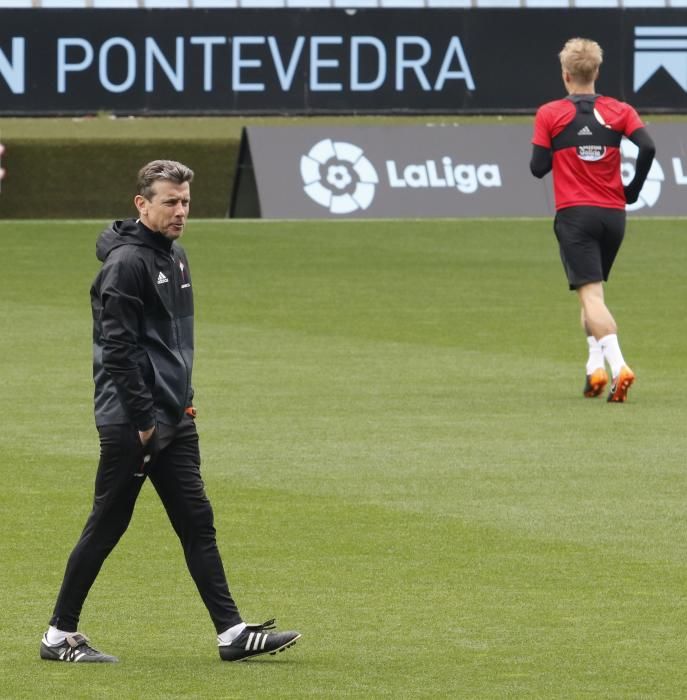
[96,219,173,262]
[96,219,145,262]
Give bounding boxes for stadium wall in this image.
[1,8,687,115]
[2,4,686,218]
[0,134,239,219]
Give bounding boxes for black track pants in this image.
[49,415,242,634]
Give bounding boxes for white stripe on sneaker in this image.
[245,632,255,650]
[260,634,267,650]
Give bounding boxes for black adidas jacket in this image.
[91,219,194,430]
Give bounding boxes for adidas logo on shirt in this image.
[577,126,593,136]
[157,272,169,285]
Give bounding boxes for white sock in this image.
[217,622,246,645]
[598,334,626,378]
[45,626,69,646]
[585,336,605,374]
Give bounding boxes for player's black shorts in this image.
[553,206,626,290]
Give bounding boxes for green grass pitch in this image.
[1,218,685,698]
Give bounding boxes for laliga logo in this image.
[300,139,378,214]
[620,138,664,212]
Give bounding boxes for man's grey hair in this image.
[137,160,194,200]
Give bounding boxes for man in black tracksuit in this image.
[40,160,300,663]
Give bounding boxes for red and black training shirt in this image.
[532,95,644,211]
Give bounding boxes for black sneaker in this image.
[218,619,300,662]
[40,632,118,663]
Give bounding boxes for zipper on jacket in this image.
[170,251,191,423]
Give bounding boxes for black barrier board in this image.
[229,129,261,218]
[1,9,687,114]
[229,125,687,219]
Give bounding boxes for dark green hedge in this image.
[0,137,240,219]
